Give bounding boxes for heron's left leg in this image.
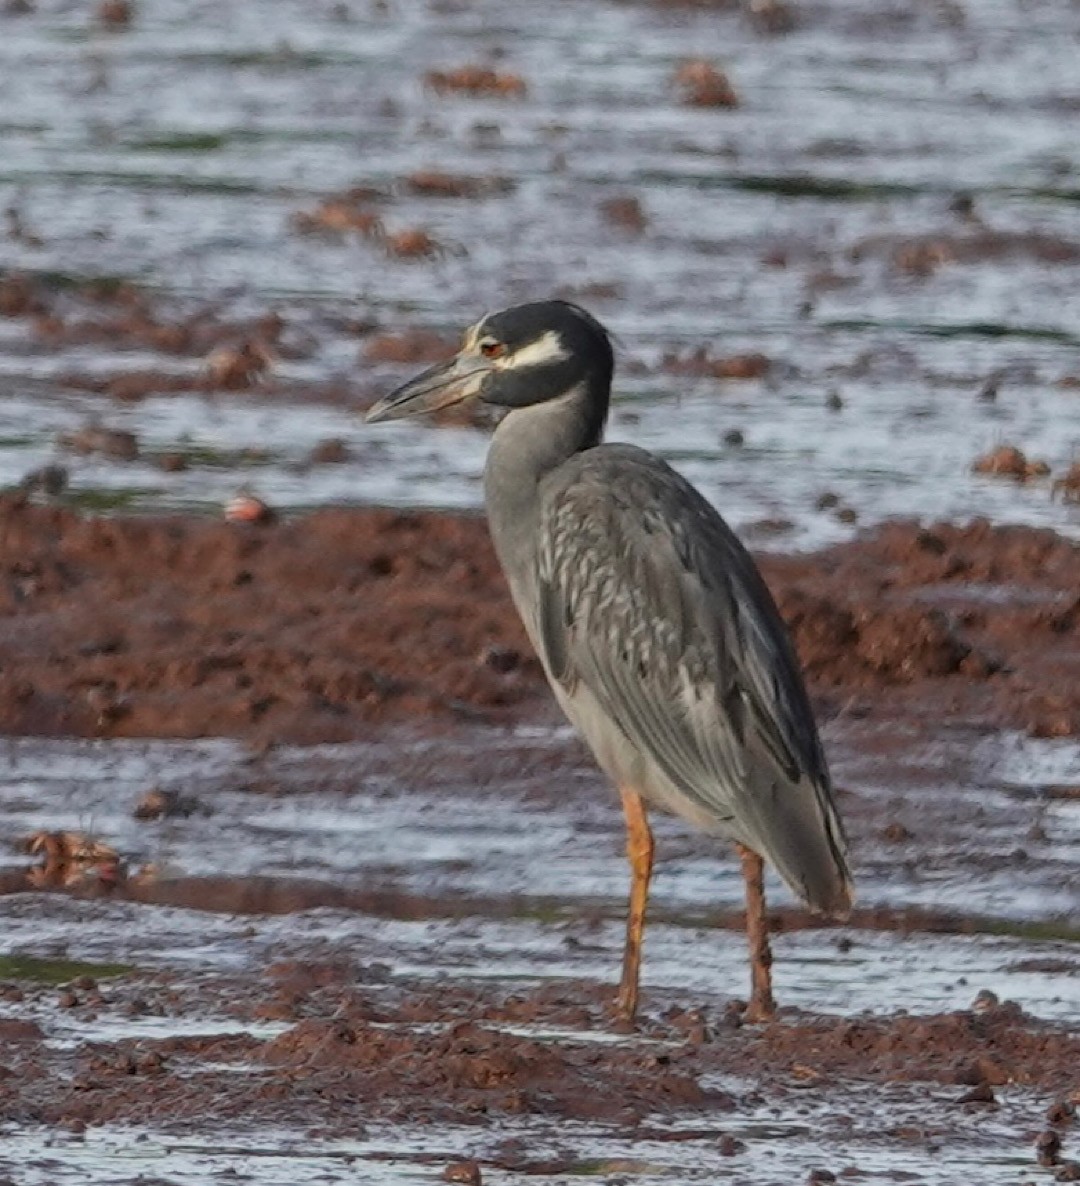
[736,843,775,1022]
[616,786,654,1024]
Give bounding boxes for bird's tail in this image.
[739,774,854,917]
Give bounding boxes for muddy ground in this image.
[2,495,1079,744]
[2,0,1080,1180]
[1,498,1079,1184]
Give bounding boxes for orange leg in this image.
[616,787,654,1024]
[737,843,775,1022]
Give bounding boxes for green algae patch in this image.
[0,955,134,983]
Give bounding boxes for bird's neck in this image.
[483,377,609,618]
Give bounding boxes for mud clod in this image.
[291,191,383,238]
[363,330,455,364]
[132,787,206,821]
[600,196,648,233]
[406,171,513,198]
[22,831,124,891]
[384,228,442,259]
[425,66,526,98]
[747,0,798,35]
[663,347,770,380]
[308,438,351,465]
[972,445,1050,481]
[97,0,132,26]
[58,424,139,461]
[443,1161,483,1185]
[1052,463,1080,503]
[674,60,738,108]
[205,339,274,390]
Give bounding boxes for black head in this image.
[365,300,614,425]
[470,300,614,408]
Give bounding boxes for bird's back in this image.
[533,443,852,915]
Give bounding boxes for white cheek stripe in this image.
[499,330,569,370]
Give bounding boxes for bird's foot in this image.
[742,993,776,1025]
[611,993,639,1033]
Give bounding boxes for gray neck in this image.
[483,381,606,628]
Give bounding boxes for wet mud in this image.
[2,673,1080,1181]
[4,970,1078,1134]
[2,0,1080,1180]
[2,495,1079,742]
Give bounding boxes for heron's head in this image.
[365,300,614,424]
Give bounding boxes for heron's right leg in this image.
[616,786,654,1024]
[736,842,776,1023]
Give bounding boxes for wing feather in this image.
[536,445,852,913]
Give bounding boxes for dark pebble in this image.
[1038,1130,1063,1166]
[972,988,999,1012]
[309,437,351,465]
[1048,1100,1077,1125]
[21,463,69,495]
[958,1082,996,1104]
[479,645,520,674]
[949,192,976,218]
[136,1050,165,1074]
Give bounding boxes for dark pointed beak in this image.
[365,351,493,423]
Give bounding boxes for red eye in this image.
[479,340,505,358]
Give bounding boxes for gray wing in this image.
[536,444,852,914]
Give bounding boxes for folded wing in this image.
[536,445,852,914]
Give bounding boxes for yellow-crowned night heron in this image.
[366,300,853,1023]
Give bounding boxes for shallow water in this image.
[2,724,1077,1181]
[2,723,1078,1011]
[2,0,1080,544]
[0,1091,1057,1186]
